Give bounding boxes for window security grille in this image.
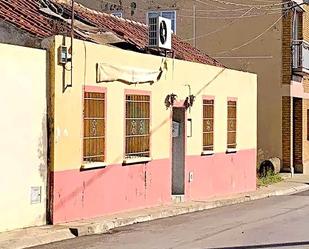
[203,99,214,151]
[83,92,105,162]
[148,16,158,47]
[125,95,150,159]
[227,101,237,149]
[112,12,123,18]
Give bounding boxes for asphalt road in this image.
[30,190,309,249]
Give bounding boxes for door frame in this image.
[171,104,187,195]
[292,97,303,172]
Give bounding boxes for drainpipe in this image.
[69,0,75,88]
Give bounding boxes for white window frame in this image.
[292,9,303,69]
[292,10,301,41]
[147,10,177,34]
[112,12,123,18]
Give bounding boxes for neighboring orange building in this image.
[76,0,309,173]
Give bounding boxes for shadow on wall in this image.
[38,115,48,181]
[194,68,226,97]
[53,111,173,214]
[52,68,228,218]
[0,20,41,48]
[52,114,172,214]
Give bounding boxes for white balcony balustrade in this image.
[292,40,309,76]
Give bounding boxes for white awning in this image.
[96,59,167,85]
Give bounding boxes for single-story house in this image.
[0,0,257,226]
[46,35,257,223]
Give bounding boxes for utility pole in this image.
[193,4,196,47]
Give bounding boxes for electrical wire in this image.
[182,7,254,41]
[112,0,290,12]
[180,7,251,13]
[214,56,273,59]
[194,0,227,9]
[177,1,293,19]
[179,3,291,13]
[178,9,283,19]
[214,11,286,55]
[253,0,282,3]
[201,0,292,8]
[99,0,283,14]
[98,0,291,18]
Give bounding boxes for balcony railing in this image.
[292,40,309,76]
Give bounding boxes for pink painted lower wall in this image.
[185,149,257,200]
[50,149,256,224]
[51,159,172,224]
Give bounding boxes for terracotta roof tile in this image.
[0,0,224,67]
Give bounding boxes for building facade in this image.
[76,0,309,173]
[0,0,257,227]
[281,3,309,173]
[0,43,47,232]
[47,36,257,223]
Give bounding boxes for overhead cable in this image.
[214,12,286,55]
[214,56,273,59]
[182,7,254,41]
[195,0,227,9]
[178,10,283,19]
[203,0,291,8]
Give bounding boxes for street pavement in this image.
[29,190,309,249]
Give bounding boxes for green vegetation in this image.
[257,173,283,187]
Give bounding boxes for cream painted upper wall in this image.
[50,36,257,171]
[0,43,47,232]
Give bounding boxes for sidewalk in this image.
[1,174,309,249]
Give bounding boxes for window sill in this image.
[201,150,214,156]
[123,157,152,165]
[226,148,238,154]
[81,162,107,170]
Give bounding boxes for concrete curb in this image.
[0,227,75,249]
[274,184,309,196]
[1,182,308,249]
[69,183,309,237]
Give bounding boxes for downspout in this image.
[70,0,74,88]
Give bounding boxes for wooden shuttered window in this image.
[227,100,237,149]
[203,99,214,151]
[125,95,150,158]
[83,92,105,162]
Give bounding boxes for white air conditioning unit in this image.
[148,16,172,50]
